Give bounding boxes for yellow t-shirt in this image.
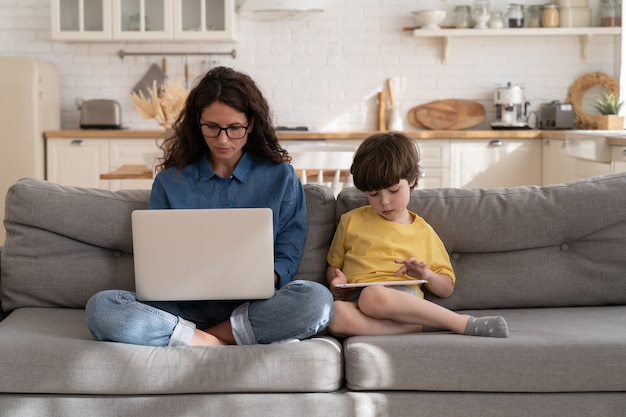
[327,206,455,298]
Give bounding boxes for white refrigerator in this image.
[0,56,60,243]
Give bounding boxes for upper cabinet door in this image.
[51,0,235,41]
[172,0,235,41]
[51,0,112,40]
[111,0,173,40]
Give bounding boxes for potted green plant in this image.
[594,92,624,130]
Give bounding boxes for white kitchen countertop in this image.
[44,129,626,145]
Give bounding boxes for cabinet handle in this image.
[622,149,626,157]
[544,140,550,146]
[70,140,84,146]
[489,140,503,147]
[420,171,426,178]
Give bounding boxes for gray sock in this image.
[464,316,509,338]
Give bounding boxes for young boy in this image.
[326,132,509,338]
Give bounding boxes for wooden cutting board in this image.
[408,99,486,130]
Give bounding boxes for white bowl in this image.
[412,10,447,30]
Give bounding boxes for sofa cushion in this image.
[0,307,343,394]
[336,173,626,310]
[295,184,336,285]
[344,305,626,393]
[1,179,336,312]
[1,179,149,312]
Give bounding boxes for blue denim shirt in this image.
[148,152,307,288]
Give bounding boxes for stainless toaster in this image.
[79,99,123,129]
[538,101,574,130]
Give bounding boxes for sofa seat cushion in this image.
[344,306,626,392]
[0,308,344,395]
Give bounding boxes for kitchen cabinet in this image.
[172,0,236,41]
[573,159,611,179]
[450,138,542,188]
[284,138,452,190]
[415,140,450,189]
[563,131,625,178]
[51,0,112,41]
[111,0,172,41]
[46,138,110,189]
[542,139,576,185]
[51,0,235,41]
[611,146,626,173]
[46,136,161,190]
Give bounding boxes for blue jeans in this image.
[85,280,333,346]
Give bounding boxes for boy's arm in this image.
[422,270,455,298]
[395,257,455,298]
[326,265,350,301]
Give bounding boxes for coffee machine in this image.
[491,82,530,129]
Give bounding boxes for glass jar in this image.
[542,3,560,27]
[506,3,525,28]
[471,0,491,29]
[489,11,505,28]
[455,5,473,28]
[601,0,622,27]
[526,5,543,27]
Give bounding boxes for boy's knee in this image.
[358,286,392,318]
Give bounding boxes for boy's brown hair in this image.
[350,132,422,192]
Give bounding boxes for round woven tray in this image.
[566,72,619,129]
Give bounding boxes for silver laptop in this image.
[131,208,275,301]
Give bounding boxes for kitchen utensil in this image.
[407,106,425,128]
[184,58,189,89]
[386,78,403,130]
[132,63,167,97]
[416,103,459,130]
[408,99,486,130]
[377,91,386,131]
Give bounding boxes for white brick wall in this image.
[0,0,618,131]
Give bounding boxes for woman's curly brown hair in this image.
[157,66,290,171]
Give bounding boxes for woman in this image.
[86,67,333,346]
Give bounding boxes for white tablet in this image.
[334,280,427,289]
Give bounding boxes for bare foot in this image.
[189,329,229,346]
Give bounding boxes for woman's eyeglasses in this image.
[200,124,249,139]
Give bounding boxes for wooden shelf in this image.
[412,27,622,63]
[100,164,153,180]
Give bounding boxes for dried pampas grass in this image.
[130,79,188,128]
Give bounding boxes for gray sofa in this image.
[1,173,625,417]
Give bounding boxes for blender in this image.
[490,82,530,129]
